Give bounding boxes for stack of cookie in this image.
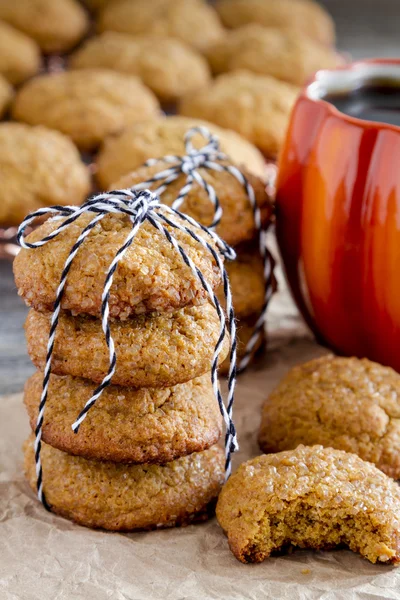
[14,202,230,530]
[110,129,274,371]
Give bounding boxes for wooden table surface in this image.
[1,0,399,395]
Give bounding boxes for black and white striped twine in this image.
[132,126,275,371]
[17,189,238,509]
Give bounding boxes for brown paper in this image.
[1,268,400,599]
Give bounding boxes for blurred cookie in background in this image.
[70,33,211,103]
[179,70,299,159]
[0,0,89,54]
[0,21,41,85]
[0,123,90,226]
[0,74,13,119]
[12,69,161,151]
[97,0,225,53]
[216,0,335,46]
[95,115,267,189]
[206,24,341,86]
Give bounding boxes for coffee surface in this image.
[323,80,400,126]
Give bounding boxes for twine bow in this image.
[18,189,238,509]
[132,126,275,371]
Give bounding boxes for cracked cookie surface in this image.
[215,0,335,46]
[217,445,400,564]
[96,115,267,188]
[0,123,90,226]
[70,33,211,103]
[12,69,160,150]
[14,211,222,318]
[24,371,222,463]
[206,24,340,86]
[97,0,224,53]
[0,0,89,53]
[112,162,271,247]
[179,70,299,158]
[25,304,229,388]
[259,355,400,478]
[24,436,224,530]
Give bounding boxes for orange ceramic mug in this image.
[276,58,400,370]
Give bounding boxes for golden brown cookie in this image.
[24,437,224,530]
[206,24,341,86]
[111,162,271,247]
[0,123,90,226]
[97,0,224,53]
[70,33,211,104]
[24,371,221,463]
[25,304,229,388]
[14,211,222,318]
[221,249,265,318]
[219,315,266,376]
[216,445,400,565]
[0,73,12,119]
[259,355,400,479]
[0,21,41,85]
[12,69,160,151]
[0,0,89,53]
[179,71,299,158]
[216,0,335,46]
[96,116,267,188]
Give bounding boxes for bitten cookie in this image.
[259,355,400,479]
[0,123,90,226]
[0,21,41,85]
[0,74,12,119]
[25,304,229,388]
[96,116,267,188]
[215,0,335,46]
[12,69,160,151]
[24,372,221,463]
[206,25,341,86]
[217,445,400,564]
[111,162,271,247]
[97,0,224,53]
[179,71,299,158]
[14,211,221,318]
[70,33,211,103]
[24,437,224,530]
[0,0,89,53]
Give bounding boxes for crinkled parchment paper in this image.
[1,264,400,600]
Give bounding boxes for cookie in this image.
[70,33,211,104]
[0,74,12,119]
[215,0,335,46]
[24,304,229,388]
[111,162,271,247]
[219,315,266,376]
[216,445,400,565]
[97,0,224,53]
[206,24,341,86]
[179,71,299,158]
[0,0,89,53]
[259,355,400,479]
[0,21,41,85]
[220,248,265,318]
[0,123,90,226]
[24,371,221,463]
[96,116,267,189]
[24,437,224,530]
[14,211,222,318]
[12,69,160,151]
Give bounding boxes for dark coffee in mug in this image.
[323,79,400,126]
